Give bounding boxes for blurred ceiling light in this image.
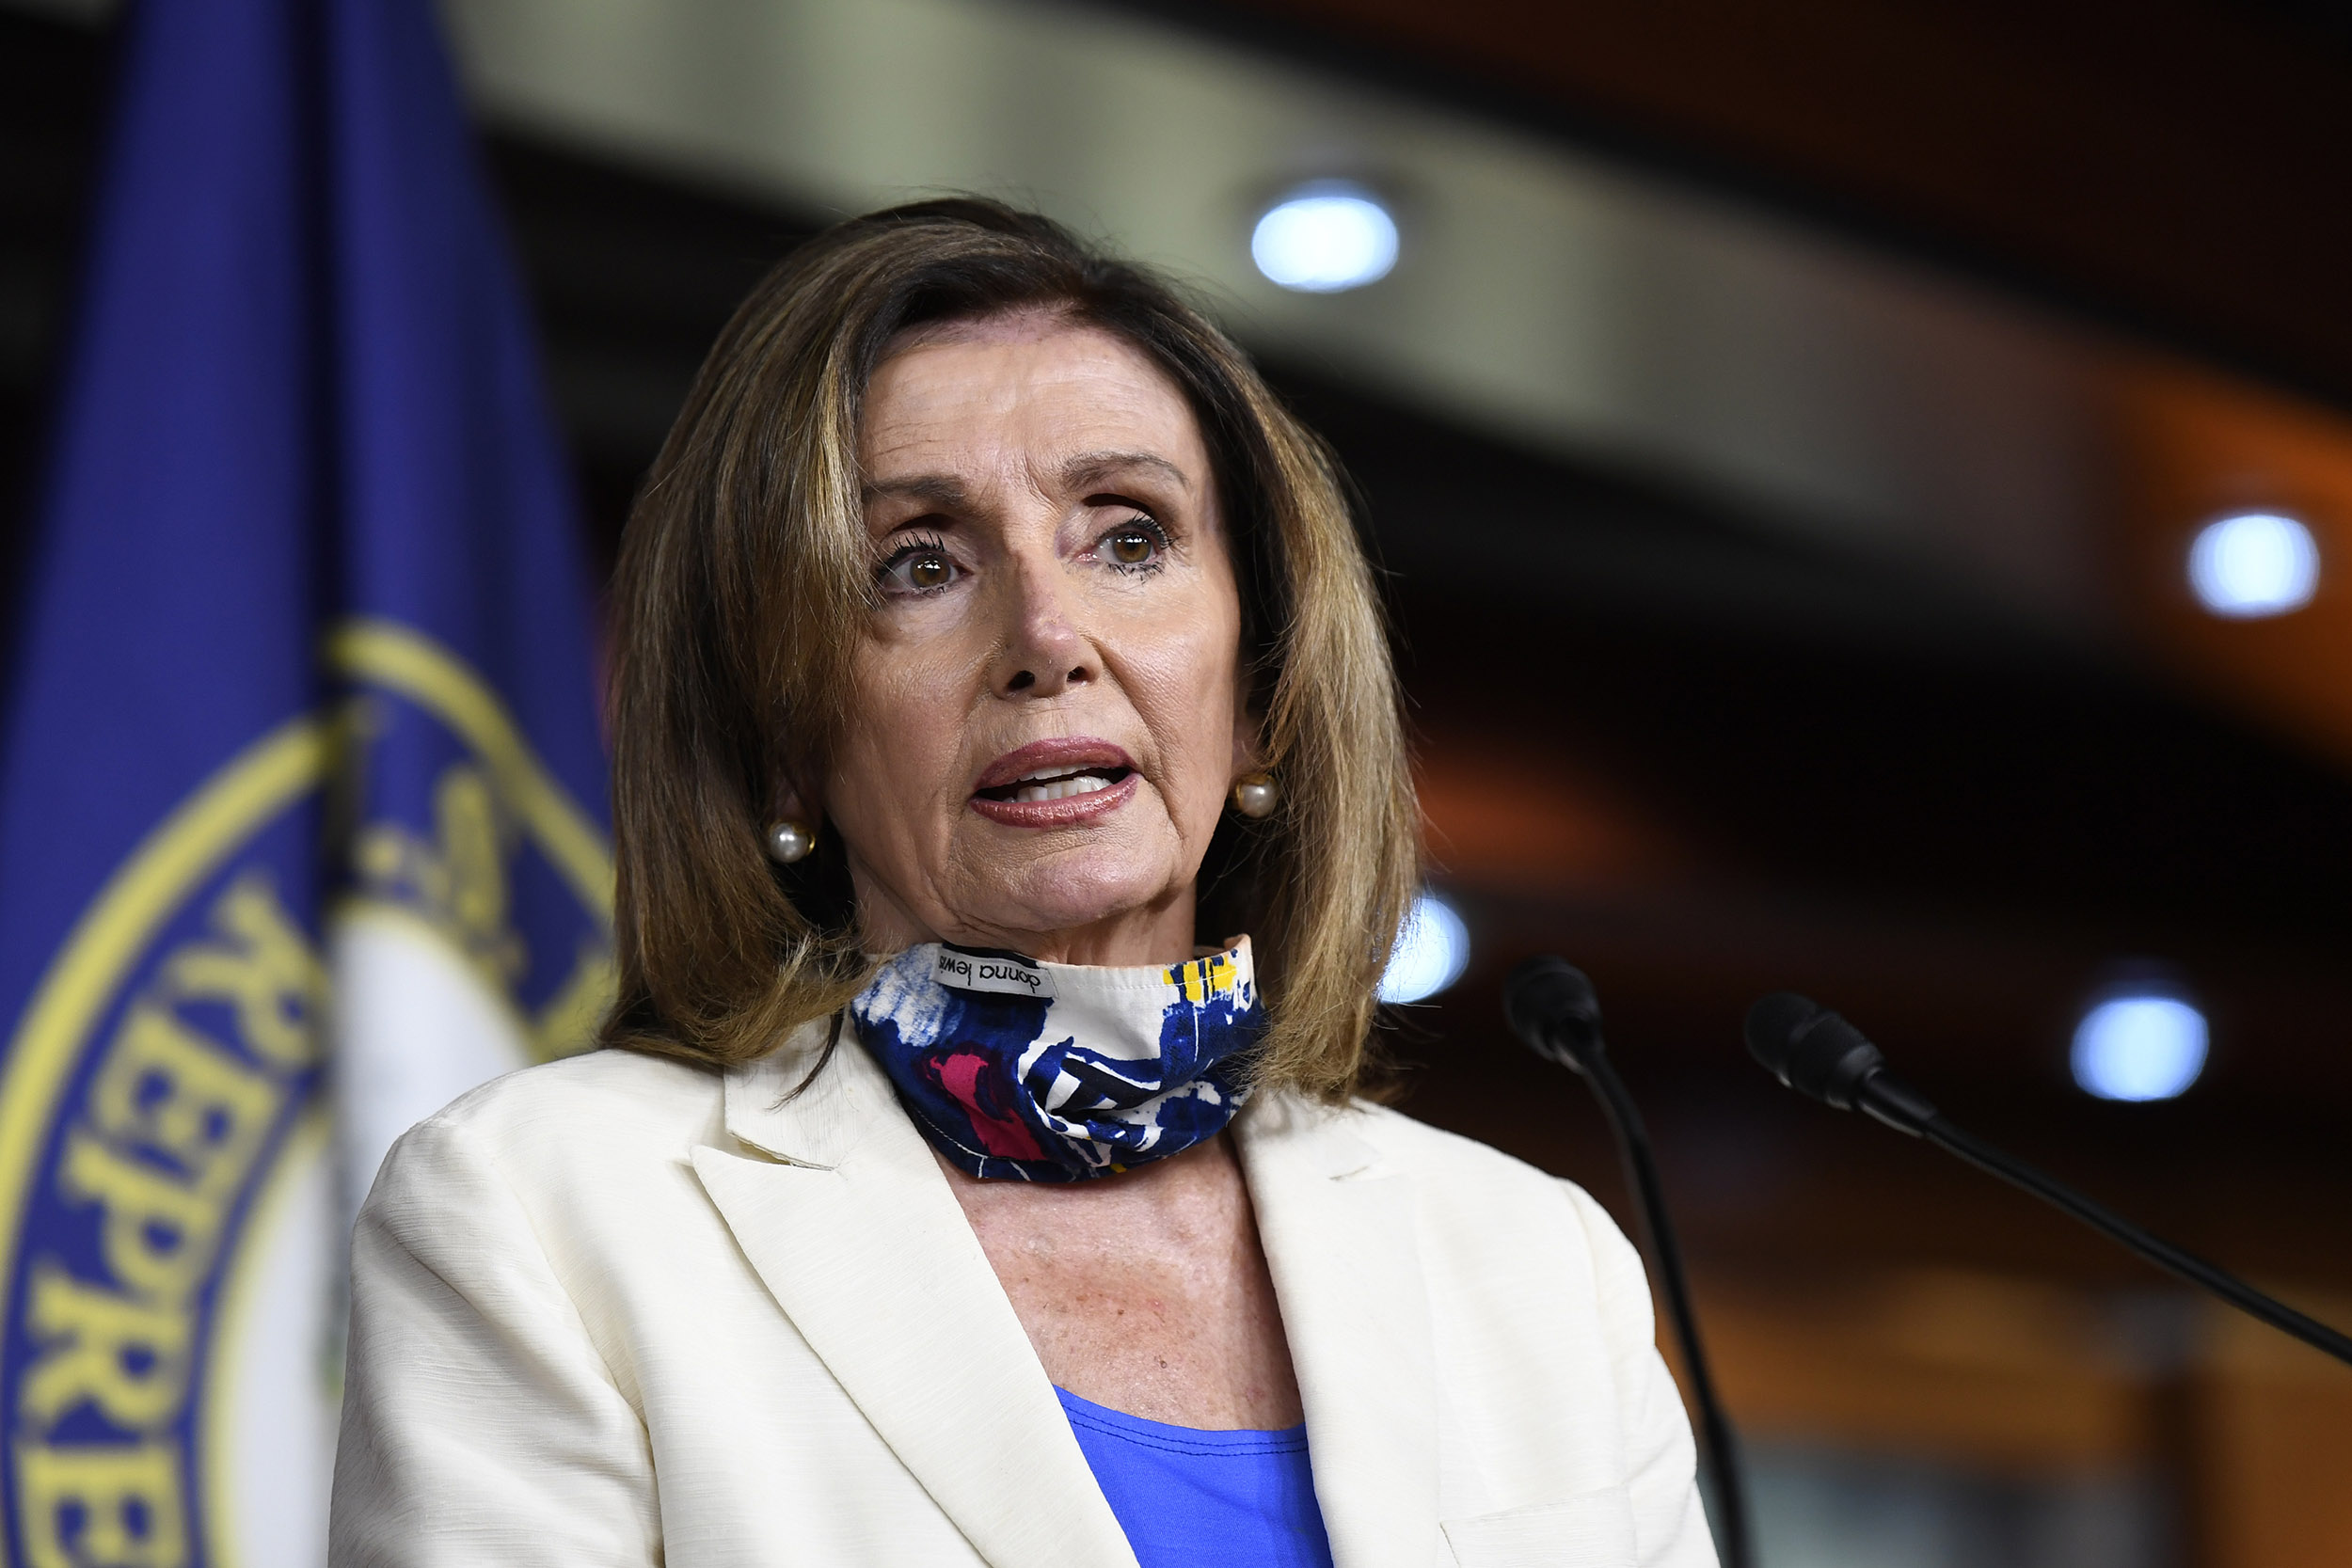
[2071,991,2208,1101]
[2187,511,2319,617]
[1250,183,1398,293]
[1377,890,1470,1004]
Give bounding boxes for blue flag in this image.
[0,0,612,1560]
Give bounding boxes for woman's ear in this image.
[1229,690,1263,782]
[1228,640,1264,780]
[769,778,821,830]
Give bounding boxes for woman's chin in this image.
[947,856,1184,954]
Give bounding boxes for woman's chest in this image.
[940,1138,1305,1428]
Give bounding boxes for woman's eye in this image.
[1097,518,1168,571]
[882,546,961,595]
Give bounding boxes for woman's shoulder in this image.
[1249,1089,1614,1219]
[371,1042,735,1203]
[1361,1101,1610,1213]
[1336,1098,1660,1339]
[436,1043,724,1137]
[1252,1092,1647,1298]
[1282,1093,1581,1202]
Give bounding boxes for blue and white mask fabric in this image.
[850,937,1263,1181]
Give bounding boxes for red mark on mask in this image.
[930,1049,1045,1160]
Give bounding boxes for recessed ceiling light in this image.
[1251,183,1398,293]
[2072,991,2208,1101]
[2188,512,2319,618]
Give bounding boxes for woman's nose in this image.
[992,560,1094,698]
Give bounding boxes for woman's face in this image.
[821,312,1251,965]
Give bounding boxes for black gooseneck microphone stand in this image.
[1745,992,2352,1369]
[1505,957,1755,1568]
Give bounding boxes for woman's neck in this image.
[853,880,1204,967]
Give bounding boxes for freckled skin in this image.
[944,1135,1300,1430]
[823,313,1300,1430]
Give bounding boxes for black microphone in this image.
[1746,992,2352,1369]
[1507,958,1753,1568]
[1741,991,1940,1134]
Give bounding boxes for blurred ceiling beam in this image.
[440,0,2117,635]
[30,0,2349,407]
[1180,0,2352,406]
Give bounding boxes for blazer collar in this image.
[695,1022,1138,1568]
[718,1015,882,1169]
[1235,1095,1446,1568]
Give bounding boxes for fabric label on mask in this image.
[933,946,1057,1000]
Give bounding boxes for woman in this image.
[330,200,1712,1568]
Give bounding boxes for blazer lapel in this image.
[691,1024,1137,1568]
[1238,1095,1446,1568]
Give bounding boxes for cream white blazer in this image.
[328,1022,1716,1568]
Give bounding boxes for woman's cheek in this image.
[1145,676,1240,833]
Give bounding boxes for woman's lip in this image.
[968,770,1139,828]
[973,736,1138,792]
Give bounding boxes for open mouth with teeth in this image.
[975,766,1135,804]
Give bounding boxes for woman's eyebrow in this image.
[1058,450,1191,493]
[861,473,972,509]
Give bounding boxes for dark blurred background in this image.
[7,2,2351,1563]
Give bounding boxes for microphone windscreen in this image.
[1744,991,1883,1108]
[1743,992,1823,1082]
[1504,957,1603,1071]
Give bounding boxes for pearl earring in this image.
[1230,772,1278,819]
[764,818,815,864]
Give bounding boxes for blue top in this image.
[1057,1387,1336,1568]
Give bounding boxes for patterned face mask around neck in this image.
[848,937,1263,1181]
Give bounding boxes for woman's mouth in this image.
[975,765,1135,804]
[968,739,1141,827]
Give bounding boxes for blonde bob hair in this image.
[602,198,1417,1101]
